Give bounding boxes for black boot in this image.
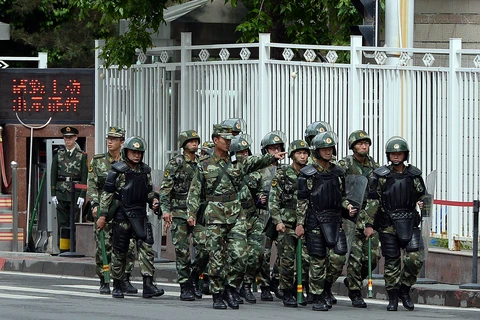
[142,276,165,298]
[232,287,244,304]
[282,289,298,307]
[202,274,211,295]
[190,271,203,299]
[311,293,329,311]
[212,292,227,309]
[300,281,311,306]
[260,286,273,301]
[350,290,367,308]
[180,282,195,301]
[99,277,111,295]
[112,279,124,298]
[270,277,283,299]
[399,284,414,311]
[223,286,240,309]
[121,273,138,294]
[239,283,256,304]
[387,289,398,311]
[323,280,337,307]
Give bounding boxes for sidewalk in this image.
[0,251,479,308]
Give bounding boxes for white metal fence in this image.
[94,34,480,250]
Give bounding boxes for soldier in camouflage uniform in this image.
[304,121,332,165]
[296,131,348,312]
[160,130,209,301]
[87,126,138,295]
[98,136,164,299]
[51,126,88,242]
[338,130,380,308]
[270,139,311,308]
[365,136,426,311]
[186,124,286,310]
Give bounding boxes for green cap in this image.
[106,126,125,138]
[212,124,235,140]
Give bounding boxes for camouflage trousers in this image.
[94,220,136,279]
[110,220,155,280]
[380,228,424,290]
[205,219,247,294]
[277,225,310,290]
[257,235,280,287]
[242,213,265,284]
[171,217,209,284]
[345,229,380,290]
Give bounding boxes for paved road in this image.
[1,271,479,320]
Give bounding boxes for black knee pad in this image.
[406,227,421,252]
[144,222,154,245]
[333,229,347,255]
[305,230,327,258]
[379,232,400,258]
[112,223,131,252]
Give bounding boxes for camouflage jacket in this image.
[269,164,300,226]
[99,161,157,220]
[365,164,426,228]
[87,152,122,210]
[159,153,199,219]
[187,152,276,224]
[296,162,347,226]
[337,154,379,229]
[50,146,88,201]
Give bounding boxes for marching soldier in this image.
[159,130,209,301]
[87,126,138,295]
[97,136,164,299]
[338,130,380,308]
[51,126,88,240]
[186,124,286,310]
[296,131,348,312]
[366,136,426,311]
[269,139,311,307]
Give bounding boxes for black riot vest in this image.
[120,168,149,212]
[310,169,343,215]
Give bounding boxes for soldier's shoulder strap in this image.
[55,146,66,154]
[374,165,390,177]
[407,165,422,176]
[141,163,152,174]
[174,154,185,166]
[331,163,346,176]
[300,164,317,177]
[112,161,129,173]
[93,153,106,159]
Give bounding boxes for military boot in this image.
[311,293,329,311]
[190,271,203,299]
[202,274,211,295]
[99,277,111,295]
[282,289,298,308]
[142,276,165,298]
[387,289,398,311]
[301,281,312,306]
[180,282,195,301]
[398,284,414,311]
[232,287,244,304]
[212,293,227,309]
[260,286,274,301]
[121,273,138,294]
[349,290,367,308]
[112,279,124,298]
[223,286,239,309]
[270,277,283,299]
[239,283,256,304]
[323,280,337,308]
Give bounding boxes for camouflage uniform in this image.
[87,126,136,294]
[338,154,380,304]
[159,151,209,298]
[99,136,164,299]
[366,137,426,311]
[50,127,88,237]
[187,125,278,309]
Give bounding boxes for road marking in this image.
[0,292,48,300]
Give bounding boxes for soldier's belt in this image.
[282,202,296,210]
[388,211,416,220]
[316,215,342,224]
[171,194,188,200]
[57,176,81,182]
[206,194,237,202]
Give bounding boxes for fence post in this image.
[447,38,462,251]
[38,52,47,68]
[459,200,480,289]
[180,32,192,131]
[258,33,272,141]
[11,161,18,252]
[0,126,3,195]
[349,35,363,132]
[94,39,106,154]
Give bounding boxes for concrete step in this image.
[0,227,24,251]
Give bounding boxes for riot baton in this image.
[296,237,303,304]
[100,230,110,282]
[367,237,373,298]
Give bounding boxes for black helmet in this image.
[348,130,371,149]
[260,130,286,155]
[229,134,253,156]
[304,121,332,145]
[311,131,338,160]
[385,136,410,163]
[178,130,200,149]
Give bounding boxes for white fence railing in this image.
[94,34,480,250]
